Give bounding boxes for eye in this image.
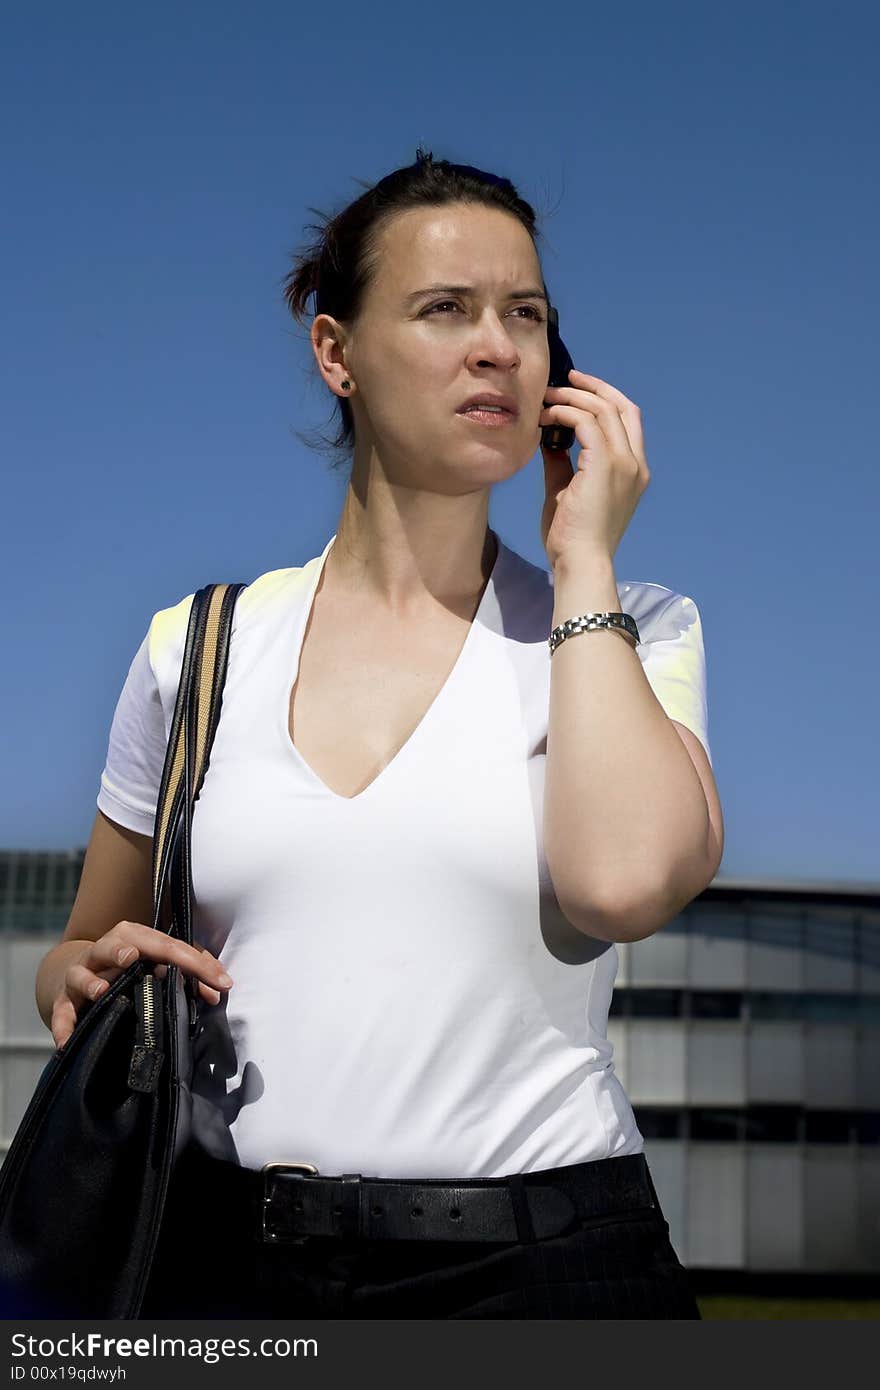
[422,300,545,322]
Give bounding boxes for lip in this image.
[458,409,518,429]
[456,393,519,417]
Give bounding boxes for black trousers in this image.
[140,1141,701,1320]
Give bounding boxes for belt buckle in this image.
[261,1160,320,1245]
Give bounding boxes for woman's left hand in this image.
[539,369,651,571]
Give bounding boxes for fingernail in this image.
[117,947,135,964]
[90,981,106,998]
[218,972,233,987]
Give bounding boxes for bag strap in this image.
[178,581,247,1034]
[149,582,248,980]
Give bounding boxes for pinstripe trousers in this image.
[140,1141,702,1320]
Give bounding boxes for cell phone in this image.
[541,304,576,453]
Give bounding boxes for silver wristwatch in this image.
[548,612,641,653]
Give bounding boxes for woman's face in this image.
[319,202,551,490]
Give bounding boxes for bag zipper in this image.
[127,969,165,1092]
[139,971,158,1049]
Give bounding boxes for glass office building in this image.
[2,850,878,1273]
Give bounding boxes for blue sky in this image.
[2,1,877,885]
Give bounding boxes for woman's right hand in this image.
[51,921,234,1051]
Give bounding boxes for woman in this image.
[35,149,723,1319]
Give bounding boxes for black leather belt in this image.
[177,1146,660,1246]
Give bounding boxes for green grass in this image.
[697,1295,880,1320]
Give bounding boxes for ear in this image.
[311,313,351,392]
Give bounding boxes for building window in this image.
[630,988,684,1018]
[633,1108,682,1139]
[612,986,876,1025]
[749,992,802,1020]
[858,913,880,973]
[690,991,743,1019]
[856,1112,880,1145]
[744,1105,801,1142]
[626,1108,880,1146]
[13,860,32,902]
[804,1110,853,1144]
[611,989,684,1018]
[688,1108,743,1142]
[802,994,858,1022]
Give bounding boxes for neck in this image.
[322,487,498,620]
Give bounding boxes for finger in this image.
[51,996,79,1050]
[543,388,633,459]
[131,961,219,1003]
[566,370,646,460]
[567,370,638,415]
[65,960,123,1006]
[109,925,233,991]
[59,956,222,1049]
[540,402,608,464]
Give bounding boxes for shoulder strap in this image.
[150,583,248,969]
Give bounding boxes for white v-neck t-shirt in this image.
[96,530,712,1178]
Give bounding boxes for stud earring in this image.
[340,379,351,390]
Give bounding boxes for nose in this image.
[466,311,521,372]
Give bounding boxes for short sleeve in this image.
[628,587,712,767]
[96,591,195,836]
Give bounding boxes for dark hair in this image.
[282,147,552,471]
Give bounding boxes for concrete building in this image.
[2,849,878,1275]
[610,877,880,1274]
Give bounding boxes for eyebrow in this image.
[405,284,549,304]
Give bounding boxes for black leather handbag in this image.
[0,580,247,1319]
